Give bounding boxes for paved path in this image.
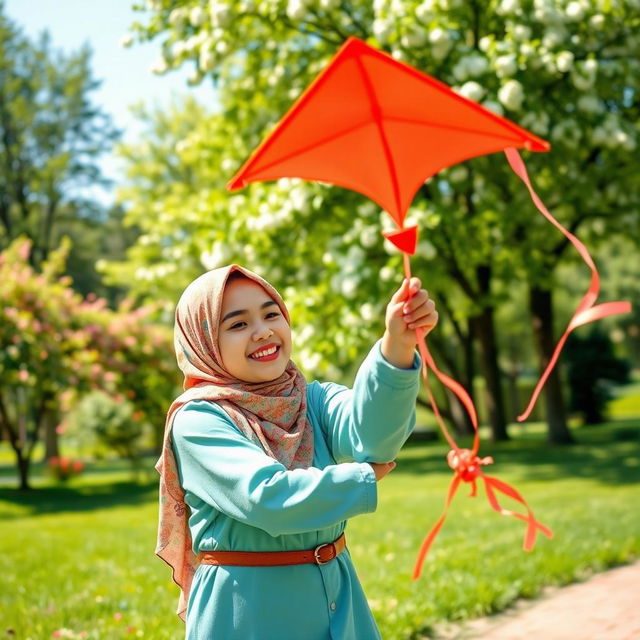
[435,561,640,640]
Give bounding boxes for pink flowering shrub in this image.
[0,237,179,489]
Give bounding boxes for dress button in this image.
[329,602,336,611]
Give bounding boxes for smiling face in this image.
[218,276,292,383]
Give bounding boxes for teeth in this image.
[251,346,278,359]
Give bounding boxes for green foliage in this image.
[67,391,143,463]
[565,328,631,424]
[0,5,117,270]
[1,419,639,639]
[108,1,639,408]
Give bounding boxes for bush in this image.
[48,457,85,482]
[67,391,145,477]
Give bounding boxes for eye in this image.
[229,321,247,330]
[266,311,280,319]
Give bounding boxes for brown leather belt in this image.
[199,533,346,567]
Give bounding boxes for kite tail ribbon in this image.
[400,254,553,580]
[411,449,554,580]
[504,148,632,422]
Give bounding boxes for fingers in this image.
[370,461,397,482]
[399,287,438,330]
[391,277,421,304]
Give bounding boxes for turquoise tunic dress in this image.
[171,339,421,640]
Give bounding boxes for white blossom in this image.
[534,0,562,24]
[542,27,567,49]
[520,43,536,59]
[150,57,169,75]
[448,166,468,183]
[373,0,388,14]
[320,0,340,8]
[520,111,550,136]
[359,303,377,322]
[200,242,232,270]
[479,36,492,52]
[373,18,393,41]
[168,8,186,28]
[551,119,580,148]
[402,27,428,48]
[498,79,524,111]
[361,226,379,248]
[341,276,359,298]
[571,60,597,90]
[577,94,603,114]
[589,14,605,29]
[497,0,520,15]
[457,81,485,102]
[190,6,207,26]
[417,240,437,259]
[171,40,189,59]
[512,25,531,41]
[453,54,488,81]
[495,54,517,77]
[209,1,232,27]
[287,0,307,20]
[300,351,322,372]
[416,0,437,21]
[429,28,453,60]
[565,1,585,21]
[199,47,217,72]
[379,266,395,281]
[119,33,134,48]
[482,99,504,116]
[556,51,574,73]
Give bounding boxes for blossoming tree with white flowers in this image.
[112,0,639,442]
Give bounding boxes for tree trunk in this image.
[16,450,31,491]
[43,410,60,460]
[529,285,575,444]
[471,308,510,441]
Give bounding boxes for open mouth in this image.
[248,345,280,362]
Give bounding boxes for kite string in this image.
[400,249,553,580]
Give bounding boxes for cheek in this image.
[218,333,244,363]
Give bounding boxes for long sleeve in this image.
[171,400,377,538]
[308,338,421,464]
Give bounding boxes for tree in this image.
[565,328,630,424]
[113,0,638,441]
[0,238,177,490]
[0,5,120,268]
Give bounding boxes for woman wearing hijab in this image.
[156,264,438,639]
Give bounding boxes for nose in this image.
[252,324,273,341]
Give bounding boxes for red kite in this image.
[228,36,631,578]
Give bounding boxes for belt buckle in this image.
[313,542,335,565]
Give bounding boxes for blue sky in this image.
[4,0,217,204]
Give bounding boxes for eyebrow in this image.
[221,300,279,324]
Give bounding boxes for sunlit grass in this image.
[1,420,638,639]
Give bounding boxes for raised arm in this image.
[310,277,437,463]
[171,400,378,538]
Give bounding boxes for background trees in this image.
[0,6,129,299]
[104,0,638,441]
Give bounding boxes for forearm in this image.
[381,329,417,369]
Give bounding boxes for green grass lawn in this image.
[1,419,638,640]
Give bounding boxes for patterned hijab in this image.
[155,264,313,621]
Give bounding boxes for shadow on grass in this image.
[399,418,640,486]
[0,479,158,518]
